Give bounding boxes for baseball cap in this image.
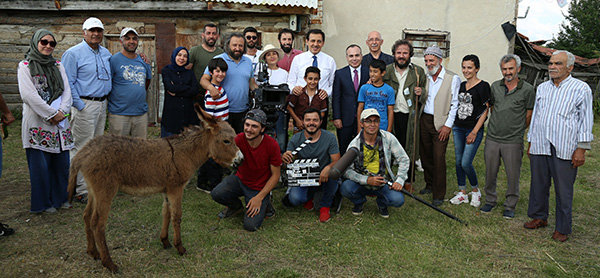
[360,108,380,121]
[245,109,267,126]
[120,27,138,38]
[82,17,104,30]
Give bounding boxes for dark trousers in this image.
[26,148,70,213]
[228,110,248,134]
[288,178,339,208]
[528,145,577,235]
[336,120,357,156]
[211,175,270,231]
[393,111,416,183]
[419,114,448,200]
[197,159,224,189]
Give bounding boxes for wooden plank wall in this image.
[0,10,310,110]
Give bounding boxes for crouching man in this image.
[282,108,340,222]
[341,109,409,218]
[211,109,282,231]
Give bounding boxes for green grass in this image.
[1,120,599,277]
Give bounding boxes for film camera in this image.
[248,62,290,135]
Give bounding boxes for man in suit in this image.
[332,44,369,155]
[383,39,427,191]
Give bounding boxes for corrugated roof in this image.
[210,0,318,9]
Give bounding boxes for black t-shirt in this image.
[454,80,490,129]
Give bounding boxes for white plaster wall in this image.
[320,0,518,83]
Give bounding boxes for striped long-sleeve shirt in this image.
[204,84,229,120]
[527,75,594,160]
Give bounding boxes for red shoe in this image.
[303,199,314,211]
[319,207,331,223]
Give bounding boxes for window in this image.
[403,29,450,57]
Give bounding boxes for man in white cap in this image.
[107,27,152,138]
[62,17,112,204]
[340,108,409,218]
[419,45,460,206]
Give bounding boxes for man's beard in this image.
[394,58,410,69]
[280,43,292,53]
[246,42,256,49]
[427,64,440,76]
[205,39,216,47]
[504,74,515,82]
[305,125,319,135]
[229,50,243,60]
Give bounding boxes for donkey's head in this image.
[195,104,239,167]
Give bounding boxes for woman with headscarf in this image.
[18,29,74,213]
[160,46,200,137]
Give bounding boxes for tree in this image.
[548,0,600,58]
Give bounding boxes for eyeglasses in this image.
[245,35,258,40]
[363,119,380,124]
[95,53,109,81]
[40,39,57,47]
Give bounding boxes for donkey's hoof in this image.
[161,239,172,249]
[87,250,101,260]
[103,262,119,273]
[176,245,187,255]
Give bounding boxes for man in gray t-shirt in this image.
[481,54,535,219]
[282,108,340,223]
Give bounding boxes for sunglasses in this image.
[40,39,57,47]
[245,35,258,40]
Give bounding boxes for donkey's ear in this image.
[195,103,218,129]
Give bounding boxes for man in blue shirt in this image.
[200,33,258,133]
[62,17,112,204]
[108,27,152,138]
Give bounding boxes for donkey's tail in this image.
[67,154,83,203]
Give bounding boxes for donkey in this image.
[67,104,238,273]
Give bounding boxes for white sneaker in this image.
[470,191,482,207]
[415,159,424,172]
[449,191,469,205]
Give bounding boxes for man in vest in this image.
[419,45,460,206]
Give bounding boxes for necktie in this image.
[312,55,318,68]
[353,69,359,92]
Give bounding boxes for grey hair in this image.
[499,54,521,68]
[553,50,576,67]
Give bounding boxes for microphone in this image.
[329,147,359,180]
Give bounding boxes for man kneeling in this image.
[282,108,340,222]
[211,109,282,231]
[341,109,409,218]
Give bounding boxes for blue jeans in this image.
[452,126,484,190]
[340,180,404,208]
[210,175,270,231]
[160,125,175,138]
[288,178,339,208]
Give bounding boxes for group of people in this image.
[7,17,593,242]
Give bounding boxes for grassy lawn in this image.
[1,119,599,277]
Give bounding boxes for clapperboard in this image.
[286,158,320,187]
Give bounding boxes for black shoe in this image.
[281,193,293,207]
[74,194,88,204]
[378,207,389,218]
[0,222,15,237]
[419,188,432,194]
[352,203,364,216]
[480,204,494,213]
[432,199,443,207]
[332,189,343,214]
[265,195,275,218]
[196,183,212,194]
[217,207,242,219]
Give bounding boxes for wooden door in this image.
[105,35,160,125]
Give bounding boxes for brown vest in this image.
[430,69,456,130]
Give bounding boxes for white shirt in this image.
[424,67,460,128]
[527,75,594,160]
[393,65,410,113]
[244,50,264,79]
[287,51,336,96]
[254,67,289,86]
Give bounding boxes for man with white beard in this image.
[419,45,460,207]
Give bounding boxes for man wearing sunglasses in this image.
[243,26,263,77]
[61,17,112,205]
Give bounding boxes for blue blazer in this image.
[332,65,370,127]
